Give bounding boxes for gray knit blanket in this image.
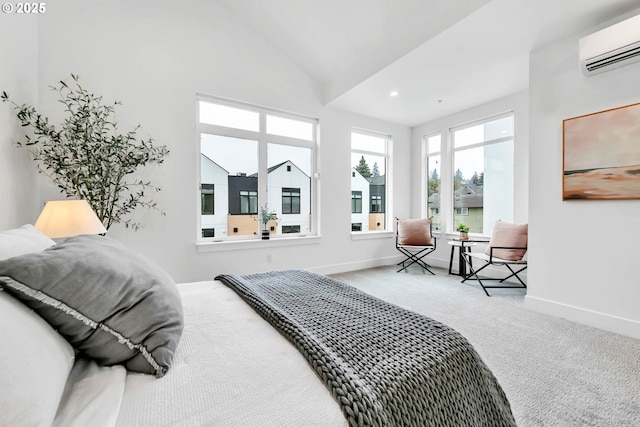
[215,270,516,427]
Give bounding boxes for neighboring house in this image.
[201,158,311,237]
[428,185,484,233]
[200,155,229,238]
[266,161,311,234]
[367,175,386,231]
[350,169,370,231]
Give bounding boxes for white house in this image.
[266,161,312,234]
[200,154,229,238]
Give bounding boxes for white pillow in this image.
[0,290,75,427]
[0,224,56,261]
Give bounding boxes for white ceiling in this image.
[219,0,640,126]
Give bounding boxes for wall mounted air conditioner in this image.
[579,13,640,76]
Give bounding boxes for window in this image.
[282,225,300,234]
[282,188,300,214]
[371,195,382,213]
[240,190,258,214]
[201,184,214,215]
[351,191,362,213]
[452,113,514,234]
[198,96,318,240]
[425,133,441,231]
[351,130,390,232]
[202,228,215,238]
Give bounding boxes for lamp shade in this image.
[34,200,107,238]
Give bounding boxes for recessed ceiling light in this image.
[390,91,399,97]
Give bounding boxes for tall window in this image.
[351,130,390,232]
[198,96,317,240]
[282,188,300,214]
[425,133,441,231]
[351,191,362,213]
[452,113,514,235]
[201,184,214,215]
[239,190,258,214]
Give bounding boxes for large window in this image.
[351,130,390,232]
[452,113,514,235]
[424,113,514,236]
[198,96,317,240]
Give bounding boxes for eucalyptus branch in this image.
[2,74,169,230]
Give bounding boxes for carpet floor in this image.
[330,266,640,427]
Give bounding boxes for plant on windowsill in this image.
[1,73,169,231]
[260,204,278,240]
[457,223,470,240]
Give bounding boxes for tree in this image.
[428,168,440,197]
[372,162,380,177]
[2,74,169,230]
[471,171,480,185]
[454,169,464,191]
[355,155,371,178]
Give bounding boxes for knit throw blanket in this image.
[215,270,516,427]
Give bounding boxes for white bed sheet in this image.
[115,280,348,427]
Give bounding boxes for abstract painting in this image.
[563,102,640,200]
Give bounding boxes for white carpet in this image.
[330,266,640,427]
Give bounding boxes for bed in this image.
[0,225,516,427]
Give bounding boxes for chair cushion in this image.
[397,218,433,246]
[485,221,528,261]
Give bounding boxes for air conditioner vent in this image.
[579,13,640,76]
[584,42,640,72]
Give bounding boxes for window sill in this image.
[196,235,321,253]
[350,231,394,241]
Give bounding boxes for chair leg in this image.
[397,247,436,275]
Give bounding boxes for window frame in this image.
[196,94,319,244]
[422,111,515,238]
[282,187,301,214]
[350,128,392,235]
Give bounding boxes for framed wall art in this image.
[563,102,640,200]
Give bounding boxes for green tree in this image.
[454,169,464,191]
[428,168,440,197]
[355,155,371,178]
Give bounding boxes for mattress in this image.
[114,280,348,426]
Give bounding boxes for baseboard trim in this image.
[525,295,640,340]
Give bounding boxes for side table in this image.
[447,240,476,276]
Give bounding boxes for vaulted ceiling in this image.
[219,0,640,126]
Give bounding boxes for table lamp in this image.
[34,200,107,238]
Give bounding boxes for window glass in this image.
[267,143,312,235]
[198,98,317,240]
[425,133,441,232]
[199,101,259,132]
[452,114,514,235]
[267,115,313,140]
[351,131,389,232]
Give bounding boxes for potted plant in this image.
[457,223,470,240]
[1,74,169,231]
[260,204,277,240]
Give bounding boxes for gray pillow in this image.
[0,235,183,377]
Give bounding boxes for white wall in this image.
[411,91,530,270]
[0,14,39,229]
[526,32,640,339]
[33,0,411,282]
